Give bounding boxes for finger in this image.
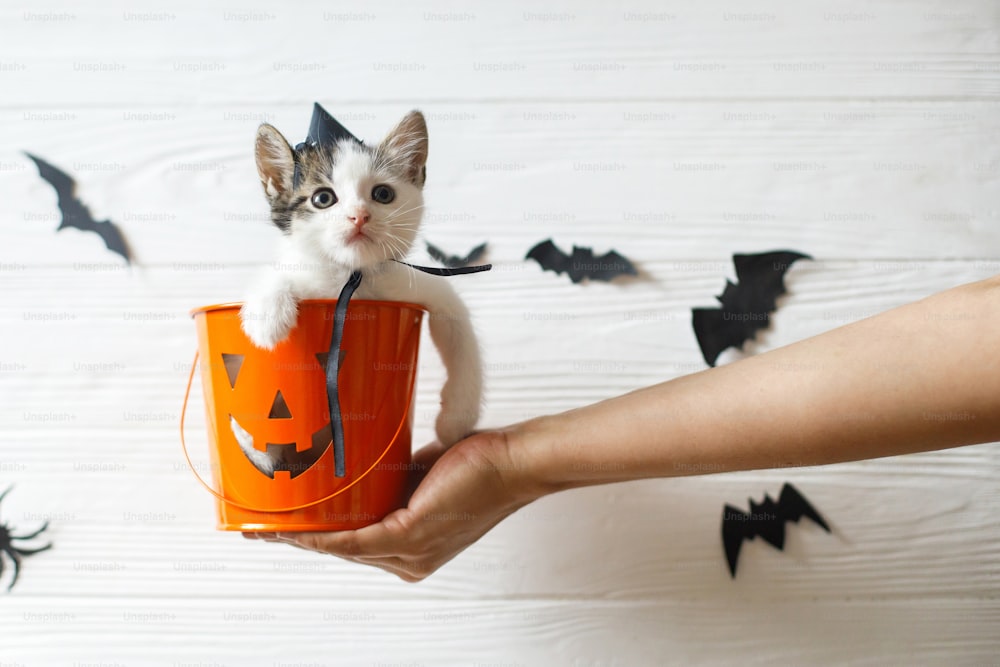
[352,555,428,583]
[412,441,446,469]
[407,442,447,496]
[275,511,409,558]
[243,532,278,541]
[265,535,423,582]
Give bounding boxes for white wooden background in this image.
[1,0,999,664]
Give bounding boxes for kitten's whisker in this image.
[377,237,398,266]
[382,212,421,225]
[383,204,425,224]
[386,235,408,262]
[385,201,425,218]
[383,232,409,262]
[381,225,419,239]
[374,226,403,259]
[379,231,418,289]
[390,199,416,214]
[377,236,415,288]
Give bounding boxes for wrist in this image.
[503,396,670,493]
[502,414,570,501]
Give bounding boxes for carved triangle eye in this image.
[268,390,292,419]
[221,353,245,389]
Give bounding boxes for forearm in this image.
[510,275,1000,495]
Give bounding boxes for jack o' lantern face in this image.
[220,349,345,480]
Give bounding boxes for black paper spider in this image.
[0,486,52,591]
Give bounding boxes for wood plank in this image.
[3,101,999,266]
[2,451,996,601]
[1,597,998,664]
[1,0,998,104]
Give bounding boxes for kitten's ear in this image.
[255,124,295,199]
[379,110,428,186]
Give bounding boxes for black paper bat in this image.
[692,250,811,366]
[526,238,637,283]
[23,152,131,263]
[426,241,488,269]
[722,483,830,578]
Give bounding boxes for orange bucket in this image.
[181,299,424,531]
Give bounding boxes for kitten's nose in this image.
[348,209,371,227]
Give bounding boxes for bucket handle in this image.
[180,351,417,514]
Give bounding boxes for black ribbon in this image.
[393,259,492,277]
[325,270,362,477]
[323,261,490,478]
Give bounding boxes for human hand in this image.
[243,430,536,582]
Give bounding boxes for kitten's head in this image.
[254,111,428,269]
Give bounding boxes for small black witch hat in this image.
[297,102,360,150]
[293,103,362,186]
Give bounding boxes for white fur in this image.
[360,262,483,447]
[240,132,482,446]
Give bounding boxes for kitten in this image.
[239,111,482,447]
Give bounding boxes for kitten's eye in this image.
[311,188,337,209]
[371,184,395,204]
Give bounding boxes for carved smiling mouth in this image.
[229,415,332,479]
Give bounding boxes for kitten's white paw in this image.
[435,388,481,447]
[239,292,297,350]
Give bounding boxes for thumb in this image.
[405,441,448,498]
